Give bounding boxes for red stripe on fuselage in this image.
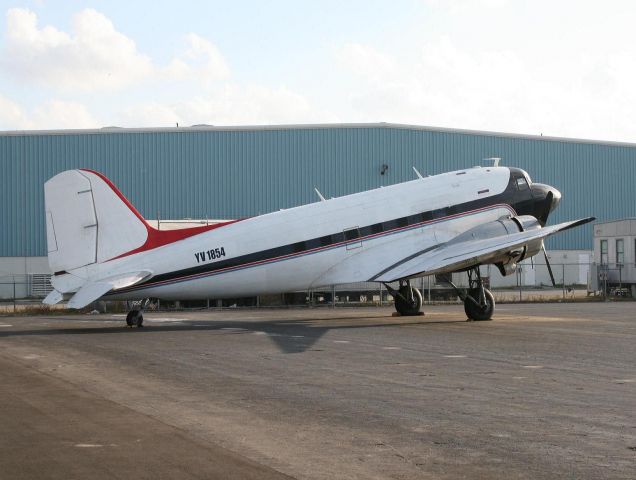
[80,169,241,261]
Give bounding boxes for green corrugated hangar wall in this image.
[1,123,634,256]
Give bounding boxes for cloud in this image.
[118,84,335,127]
[0,7,324,130]
[164,33,230,84]
[0,94,30,129]
[1,8,232,94]
[31,99,99,129]
[335,37,636,141]
[0,95,99,130]
[2,8,153,91]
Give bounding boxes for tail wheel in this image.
[395,286,422,316]
[125,310,144,328]
[464,288,495,321]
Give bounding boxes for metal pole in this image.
[427,276,431,303]
[331,285,336,308]
[562,263,566,299]
[379,283,383,306]
[518,268,522,302]
[13,275,16,313]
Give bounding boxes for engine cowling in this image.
[446,215,543,276]
[510,215,543,260]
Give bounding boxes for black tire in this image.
[464,288,495,321]
[395,286,422,316]
[126,310,137,327]
[125,310,143,327]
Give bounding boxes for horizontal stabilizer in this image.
[43,289,64,305]
[65,270,153,309]
[374,217,595,282]
[68,282,113,309]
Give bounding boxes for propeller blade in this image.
[542,243,556,287]
[538,190,553,226]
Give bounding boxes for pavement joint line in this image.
[146,318,191,322]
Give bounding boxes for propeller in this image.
[538,190,553,226]
[542,242,556,287]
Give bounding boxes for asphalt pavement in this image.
[1,303,635,479]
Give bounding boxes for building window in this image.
[600,239,608,265]
[616,239,624,265]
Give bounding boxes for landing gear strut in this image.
[385,279,423,316]
[442,268,495,321]
[125,299,149,328]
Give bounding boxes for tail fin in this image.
[45,169,149,273]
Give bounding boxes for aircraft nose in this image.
[530,183,561,225]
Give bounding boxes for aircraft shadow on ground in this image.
[0,316,468,354]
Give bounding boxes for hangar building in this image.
[1,123,634,299]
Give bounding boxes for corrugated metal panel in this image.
[2,124,635,257]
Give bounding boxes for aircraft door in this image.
[343,226,362,251]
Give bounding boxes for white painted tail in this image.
[45,169,149,273]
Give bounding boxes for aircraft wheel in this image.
[464,288,494,321]
[126,310,144,328]
[395,286,422,316]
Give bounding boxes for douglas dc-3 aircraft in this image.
[43,166,593,327]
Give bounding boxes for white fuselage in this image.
[71,167,514,301]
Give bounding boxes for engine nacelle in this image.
[447,215,543,276]
[510,215,543,260]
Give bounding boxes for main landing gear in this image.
[385,280,423,316]
[125,299,149,328]
[444,267,495,321]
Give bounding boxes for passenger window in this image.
[516,177,529,191]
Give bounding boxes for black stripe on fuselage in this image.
[112,174,527,294]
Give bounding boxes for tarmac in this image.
[1,303,635,479]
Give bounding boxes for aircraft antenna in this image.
[485,157,501,167]
[314,187,326,202]
[412,166,424,179]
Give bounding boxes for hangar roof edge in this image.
[1,122,636,148]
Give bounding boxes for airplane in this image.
[42,166,594,327]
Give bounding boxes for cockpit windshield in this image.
[516,177,529,191]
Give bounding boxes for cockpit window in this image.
[516,177,529,190]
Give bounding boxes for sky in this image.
[1,0,636,142]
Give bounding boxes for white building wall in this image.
[0,256,51,299]
[592,219,636,285]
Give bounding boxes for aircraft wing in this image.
[373,217,594,282]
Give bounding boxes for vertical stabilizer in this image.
[44,170,148,273]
